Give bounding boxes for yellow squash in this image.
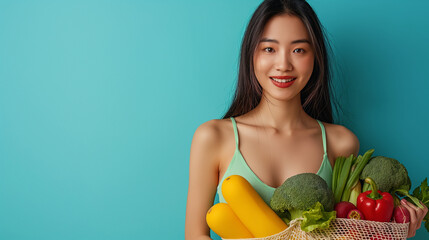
[206,203,254,239]
[222,175,288,237]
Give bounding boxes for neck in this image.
[252,92,310,130]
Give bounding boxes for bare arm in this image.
[185,121,222,240]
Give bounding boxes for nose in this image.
[275,53,293,72]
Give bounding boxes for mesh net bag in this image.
[222,218,409,240]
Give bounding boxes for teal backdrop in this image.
[0,0,428,239]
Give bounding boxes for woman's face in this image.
[253,14,315,102]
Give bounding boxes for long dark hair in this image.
[222,0,339,123]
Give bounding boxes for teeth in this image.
[271,77,295,83]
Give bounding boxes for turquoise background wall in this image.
[0,0,428,239]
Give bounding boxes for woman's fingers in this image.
[405,199,424,229]
[404,200,428,229]
[399,198,428,238]
[404,199,420,209]
[414,201,426,229]
[401,199,417,238]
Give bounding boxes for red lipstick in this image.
[270,76,296,88]
[270,76,295,79]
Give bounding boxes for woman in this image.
[185,0,427,239]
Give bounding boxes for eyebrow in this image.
[259,38,310,44]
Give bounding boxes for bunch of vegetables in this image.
[206,149,429,239]
[331,149,429,232]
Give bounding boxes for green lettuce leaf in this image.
[300,202,336,232]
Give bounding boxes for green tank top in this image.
[216,117,333,206]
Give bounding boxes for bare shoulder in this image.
[323,122,360,161]
[192,118,232,149]
[192,119,223,145]
[191,118,234,164]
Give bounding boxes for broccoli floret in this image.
[359,156,424,209]
[360,156,410,193]
[269,173,335,221]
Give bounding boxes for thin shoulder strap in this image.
[316,120,327,154]
[230,117,239,146]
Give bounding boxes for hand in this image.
[400,198,428,238]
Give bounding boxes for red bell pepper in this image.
[356,177,394,222]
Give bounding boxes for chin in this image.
[265,92,299,103]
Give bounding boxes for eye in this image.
[293,48,305,54]
[263,47,275,53]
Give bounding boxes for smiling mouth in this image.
[270,77,296,83]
